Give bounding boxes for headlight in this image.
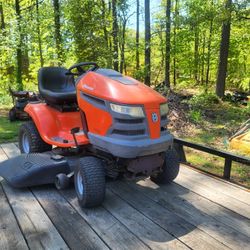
[160,103,169,116]
[110,103,145,117]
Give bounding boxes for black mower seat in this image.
[38,67,76,105]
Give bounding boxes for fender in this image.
[25,103,89,147]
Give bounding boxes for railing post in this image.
[223,158,232,180]
[174,143,186,163]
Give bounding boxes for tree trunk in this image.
[101,0,109,48]
[144,0,151,86]
[112,0,119,71]
[216,0,232,97]
[53,0,63,65]
[0,2,5,30]
[194,27,199,84]
[136,0,140,70]
[36,0,44,67]
[120,20,126,74]
[173,0,178,86]
[165,0,171,87]
[201,34,206,85]
[205,18,213,92]
[15,0,23,90]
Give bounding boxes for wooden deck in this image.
[0,143,249,250]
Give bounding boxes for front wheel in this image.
[74,156,105,208]
[150,148,180,184]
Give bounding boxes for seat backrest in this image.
[38,67,75,93]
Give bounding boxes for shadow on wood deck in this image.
[0,143,249,250]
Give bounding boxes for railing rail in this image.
[173,138,250,180]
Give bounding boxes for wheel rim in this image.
[77,172,84,196]
[22,133,30,153]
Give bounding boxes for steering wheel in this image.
[66,62,99,76]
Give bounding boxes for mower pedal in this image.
[0,153,70,188]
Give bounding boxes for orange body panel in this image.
[77,72,167,139]
[76,92,113,136]
[77,72,166,107]
[25,103,89,147]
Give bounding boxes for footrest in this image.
[0,153,70,188]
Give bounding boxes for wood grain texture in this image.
[62,188,149,250]
[108,180,229,250]
[0,184,28,250]
[103,189,188,250]
[175,166,250,219]
[32,186,109,250]
[131,178,250,250]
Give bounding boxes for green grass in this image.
[185,148,250,188]
[0,110,21,144]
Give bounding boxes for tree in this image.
[144,0,150,86]
[15,0,23,90]
[0,2,5,30]
[205,6,214,92]
[118,1,128,73]
[216,0,232,97]
[53,0,63,65]
[165,0,171,87]
[36,0,44,67]
[136,0,140,70]
[112,0,119,71]
[173,0,179,86]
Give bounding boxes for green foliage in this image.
[0,0,249,97]
[188,110,202,123]
[188,93,220,110]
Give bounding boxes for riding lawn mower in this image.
[0,62,179,208]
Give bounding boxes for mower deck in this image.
[0,153,70,188]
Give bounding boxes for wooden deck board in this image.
[108,181,229,250]
[62,188,150,250]
[0,184,28,250]
[131,179,250,250]
[0,142,249,250]
[175,166,250,219]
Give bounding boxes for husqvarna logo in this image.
[152,112,158,123]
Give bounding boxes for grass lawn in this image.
[170,95,250,188]
[184,148,250,188]
[0,109,22,144]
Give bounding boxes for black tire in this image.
[9,108,16,122]
[55,173,70,190]
[19,121,52,153]
[74,156,105,208]
[150,148,180,184]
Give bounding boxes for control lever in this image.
[71,127,80,148]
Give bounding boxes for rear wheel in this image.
[19,121,52,153]
[150,148,180,184]
[74,156,105,208]
[9,108,16,122]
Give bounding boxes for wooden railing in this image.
[174,138,250,180]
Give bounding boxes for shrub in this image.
[188,93,220,111]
